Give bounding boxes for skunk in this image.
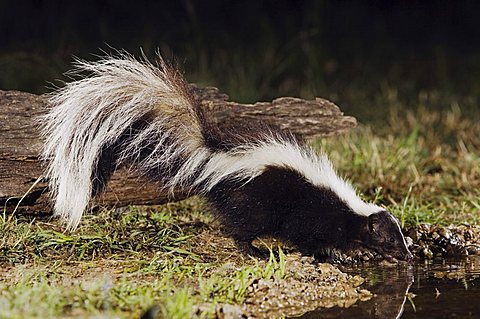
[41,54,413,262]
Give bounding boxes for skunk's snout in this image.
[404,251,414,262]
[393,249,414,262]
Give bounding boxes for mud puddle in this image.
[293,255,480,319]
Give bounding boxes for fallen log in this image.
[0,88,356,214]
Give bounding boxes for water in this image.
[296,256,480,319]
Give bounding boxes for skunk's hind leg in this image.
[91,144,118,197]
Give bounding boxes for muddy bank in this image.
[407,223,480,258]
[241,254,371,318]
[185,254,372,319]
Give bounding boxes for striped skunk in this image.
[41,53,413,262]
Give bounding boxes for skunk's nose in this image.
[404,251,414,262]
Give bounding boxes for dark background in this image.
[1,0,479,119]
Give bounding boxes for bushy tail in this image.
[41,54,208,229]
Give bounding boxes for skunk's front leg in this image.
[233,237,266,258]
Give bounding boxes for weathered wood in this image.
[191,85,356,138]
[0,88,356,214]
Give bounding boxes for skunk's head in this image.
[360,211,413,262]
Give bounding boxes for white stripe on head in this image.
[389,213,409,248]
[195,136,382,216]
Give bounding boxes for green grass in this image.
[1,205,199,264]
[0,200,293,318]
[0,261,283,319]
[315,102,480,227]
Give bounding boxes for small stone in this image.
[446,271,464,280]
[467,246,480,255]
[403,236,412,247]
[422,247,433,259]
[438,227,452,239]
[433,271,445,279]
[217,304,244,319]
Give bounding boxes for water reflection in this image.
[295,256,480,319]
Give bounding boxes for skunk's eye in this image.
[389,237,395,243]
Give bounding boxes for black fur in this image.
[193,94,413,261]
[92,114,194,196]
[206,166,412,261]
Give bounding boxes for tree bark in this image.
[0,88,356,214]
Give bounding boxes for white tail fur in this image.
[41,54,204,228]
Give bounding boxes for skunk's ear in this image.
[368,213,380,233]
